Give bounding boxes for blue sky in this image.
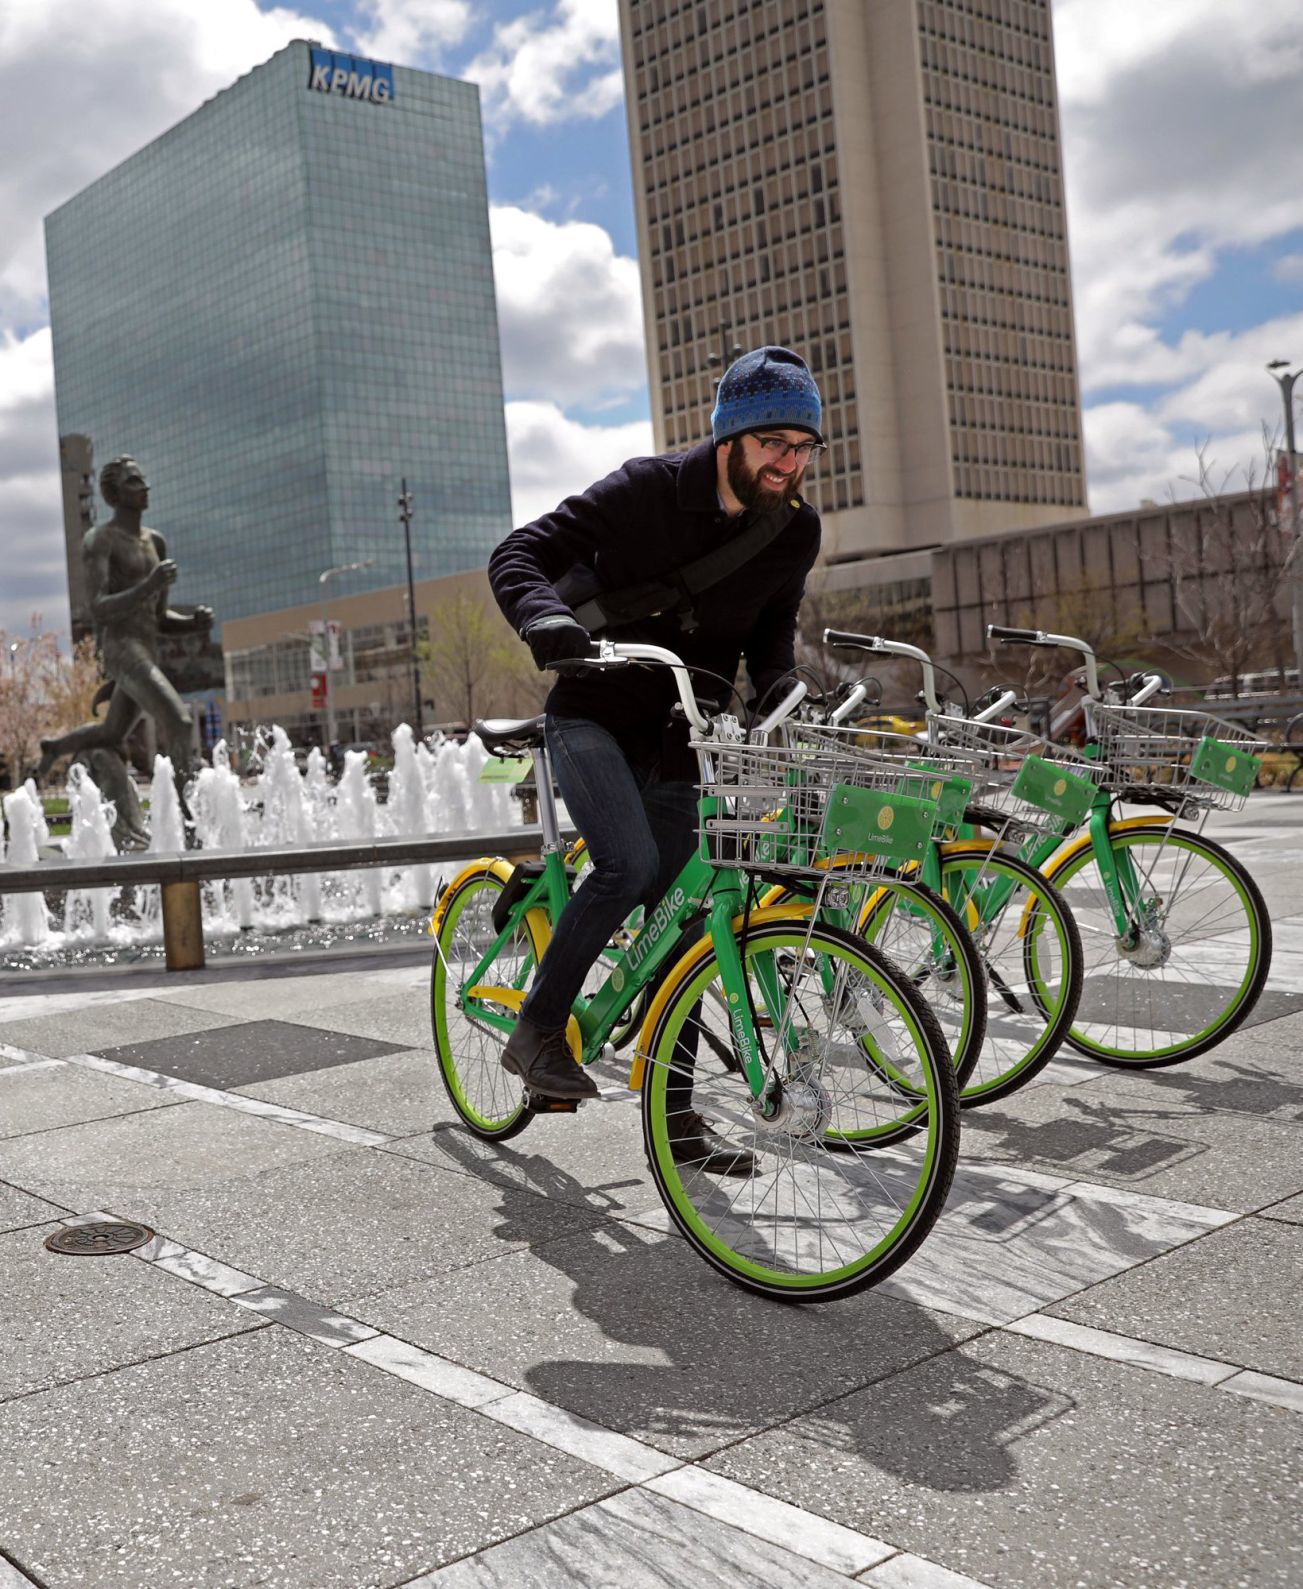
[0,0,1300,637]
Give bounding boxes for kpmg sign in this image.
[307,47,394,104]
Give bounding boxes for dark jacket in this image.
[487,438,821,778]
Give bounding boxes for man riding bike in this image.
[487,346,825,1173]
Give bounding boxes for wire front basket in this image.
[694,737,941,880]
[1084,702,1264,811]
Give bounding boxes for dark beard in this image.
[726,439,804,512]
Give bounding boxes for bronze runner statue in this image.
[37,457,213,843]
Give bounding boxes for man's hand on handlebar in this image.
[524,614,594,672]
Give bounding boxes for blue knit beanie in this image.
[711,346,823,445]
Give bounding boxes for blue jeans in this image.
[522,714,698,1040]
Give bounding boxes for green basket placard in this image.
[479,754,534,784]
[1190,737,1259,796]
[908,764,973,827]
[1010,756,1096,824]
[818,785,936,863]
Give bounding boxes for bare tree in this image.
[1164,441,1290,694]
[420,591,546,728]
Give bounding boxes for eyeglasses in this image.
[748,433,827,463]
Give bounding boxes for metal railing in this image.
[0,825,574,971]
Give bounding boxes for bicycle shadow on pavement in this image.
[429,1123,1071,1494]
[962,1094,1206,1183]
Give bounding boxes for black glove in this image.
[524,614,593,672]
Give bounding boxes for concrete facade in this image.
[221,568,542,744]
[617,0,1087,576]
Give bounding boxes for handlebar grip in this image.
[986,625,1043,644]
[822,628,882,652]
[550,642,606,675]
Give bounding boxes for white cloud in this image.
[1051,0,1303,509]
[351,0,470,64]
[505,400,652,528]
[0,328,67,636]
[466,0,622,130]
[1273,254,1303,287]
[1054,0,1303,381]
[0,0,336,327]
[491,205,646,405]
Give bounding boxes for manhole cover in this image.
[45,1220,155,1256]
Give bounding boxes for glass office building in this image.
[46,41,512,631]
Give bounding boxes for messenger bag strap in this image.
[571,499,799,634]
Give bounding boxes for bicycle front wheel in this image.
[1048,823,1271,1066]
[640,918,960,1303]
[431,864,540,1140]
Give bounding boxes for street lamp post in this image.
[1267,360,1302,681]
[317,559,374,746]
[397,480,423,739]
[706,334,744,394]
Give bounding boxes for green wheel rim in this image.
[643,925,952,1294]
[940,854,1081,1103]
[432,872,535,1134]
[1053,828,1268,1062]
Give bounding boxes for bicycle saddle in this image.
[474,715,547,754]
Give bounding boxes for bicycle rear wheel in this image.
[639,917,959,1302]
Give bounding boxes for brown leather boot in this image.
[667,1110,757,1177]
[501,1018,598,1100]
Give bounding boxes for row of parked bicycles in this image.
[428,624,1271,1303]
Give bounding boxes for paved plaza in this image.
[1,796,1301,1589]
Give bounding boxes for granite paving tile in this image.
[1259,1190,1303,1225]
[110,1145,605,1306]
[0,996,247,1060]
[95,1018,405,1090]
[0,1178,71,1233]
[0,1326,618,1589]
[958,1077,1303,1212]
[0,1059,179,1140]
[281,987,436,1051]
[341,1220,984,1459]
[706,1330,1302,1589]
[385,1090,656,1219]
[412,1486,855,1588]
[1047,1216,1303,1381]
[0,1100,353,1214]
[0,1222,267,1403]
[154,966,396,1020]
[233,1047,458,1136]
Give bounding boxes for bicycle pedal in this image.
[525,1091,582,1114]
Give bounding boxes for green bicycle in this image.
[430,640,960,1302]
[985,625,1272,1067]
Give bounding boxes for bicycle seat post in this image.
[532,740,564,854]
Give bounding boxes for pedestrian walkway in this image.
[1,800,1300,1588]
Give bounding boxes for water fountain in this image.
[0,723,526,968]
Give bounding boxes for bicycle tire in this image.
[763,879,987,1089]
[431,864,539,1140]
[1046,824,1271,1067]
[937,846,1084,1106]
[639,917,960,1302]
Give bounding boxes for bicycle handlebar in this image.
[828,681,869,725]
[822,628,941,713]
[972,688,1018,723]
[985,624,1101,701]
[553,639,713,733]
[752,679,809,738]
